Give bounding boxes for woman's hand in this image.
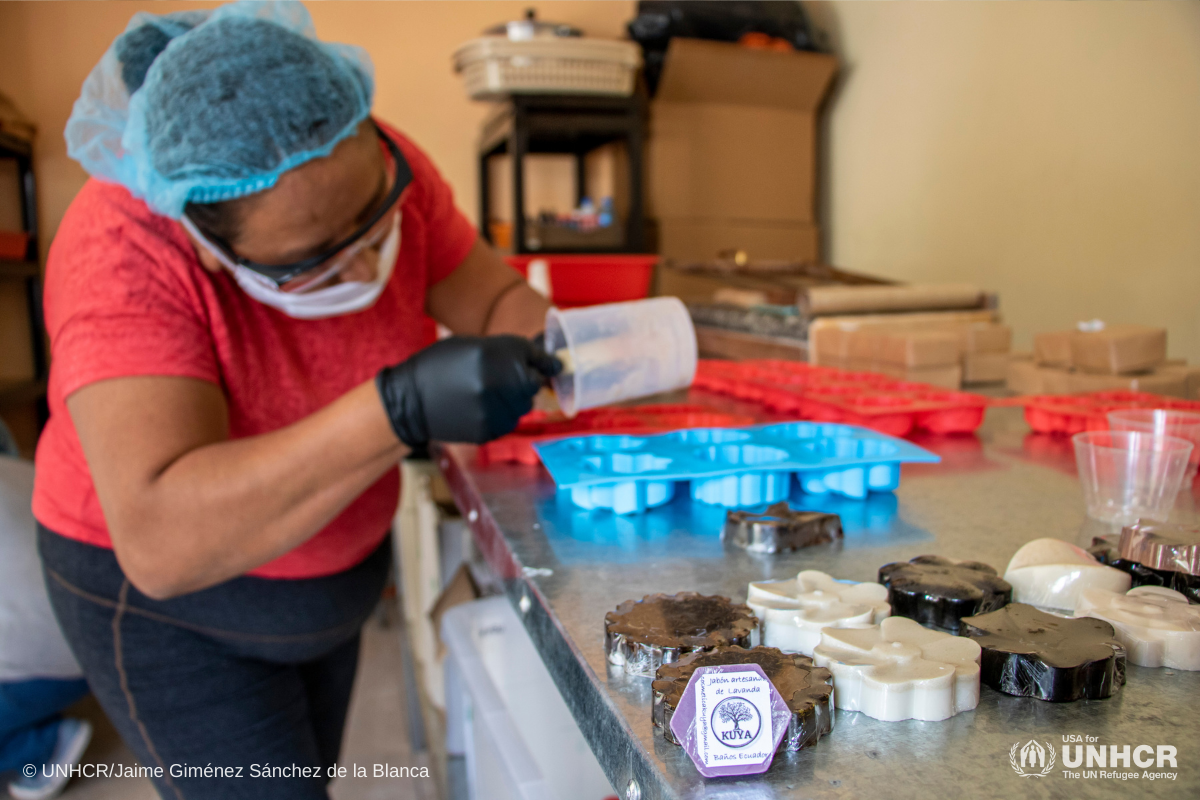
[376,335,561,447]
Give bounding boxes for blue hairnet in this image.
[65,0,375,219]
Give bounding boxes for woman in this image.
[34,3,557,798]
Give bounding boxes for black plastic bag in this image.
[628,1,822,96]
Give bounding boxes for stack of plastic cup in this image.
[1072,431,1193,525]
[1107,409,1200,466]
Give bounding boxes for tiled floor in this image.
[29,611,433,800]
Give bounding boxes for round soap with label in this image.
[652,645,833,753]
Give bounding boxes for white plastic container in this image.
[453,37,640,100]
[441,597,614,800]
[545,297,698,418]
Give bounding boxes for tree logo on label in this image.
[711,697,761,748]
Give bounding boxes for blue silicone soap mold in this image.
[535,422,940,515]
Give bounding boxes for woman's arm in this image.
[425,237,551,337]
[68,376,404,600]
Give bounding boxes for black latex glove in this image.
[376,335,562,448]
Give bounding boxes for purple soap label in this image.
[668,663,788,778]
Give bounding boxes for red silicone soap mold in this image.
[1001,391,1200,435]
[478,404,756,465]
[692,360,990,437]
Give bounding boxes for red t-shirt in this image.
[32,122,476,579]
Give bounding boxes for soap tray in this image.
[534,422,940,515]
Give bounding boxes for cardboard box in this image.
[964,352,1011,385]
[654,217,820,263]
[1006,356,1041,395]
[961,323,1012,355]
[1070,325,1167,375]
[1034,331,1074,367]
[877,364,962,390]
[647,39,838,224]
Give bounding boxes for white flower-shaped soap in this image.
[1075,586,1200,670]
[813,616,982,722]
[747,570,891,656]
[1004,538,1131,612]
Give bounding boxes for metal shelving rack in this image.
[477,93,647,254]
[0,129,48,425]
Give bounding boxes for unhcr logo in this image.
[1010,740,1057,778]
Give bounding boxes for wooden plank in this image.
[694,324,808,362]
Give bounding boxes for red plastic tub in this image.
[0,231,30,260]
[504,254,657,308]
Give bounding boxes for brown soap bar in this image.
[652,646,833,751]
[723,503,842,554]
[809,325,857,367]
[1040,367,1073,394]
[879,364,962,390]
[1005,356,1041,394]
[1066,368,1187,398]
[1070,324,1166,375]
[963,352,1010,385]
[1034,330,1074,367]
[848,329,960,369]
[604,593,757,678]
[961,323,1012,355]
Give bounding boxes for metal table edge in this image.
[435,442,674,800]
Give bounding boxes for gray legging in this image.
[0,418,17,458]
[38,525,389,800]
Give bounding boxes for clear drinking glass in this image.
[1072,430,1193,524]
[1107,409,1200,466]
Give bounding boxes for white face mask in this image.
[181,214,401,320]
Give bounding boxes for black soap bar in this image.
[1087,536,1119,565]
[1110,559,1200,605]
[963,603,1125,702]
[652,646,833,752]
[878,555,1012,634]
[605,592,757,677]
[723,503,842,554]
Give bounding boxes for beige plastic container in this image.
[453,37,640,100]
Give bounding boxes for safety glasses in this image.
[185,120,413,288]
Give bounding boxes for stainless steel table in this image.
[436,397,1199,800]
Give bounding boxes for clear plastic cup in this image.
[1107,409,1200,466]
[544,297,697,417]
[1072,431,1193,524]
